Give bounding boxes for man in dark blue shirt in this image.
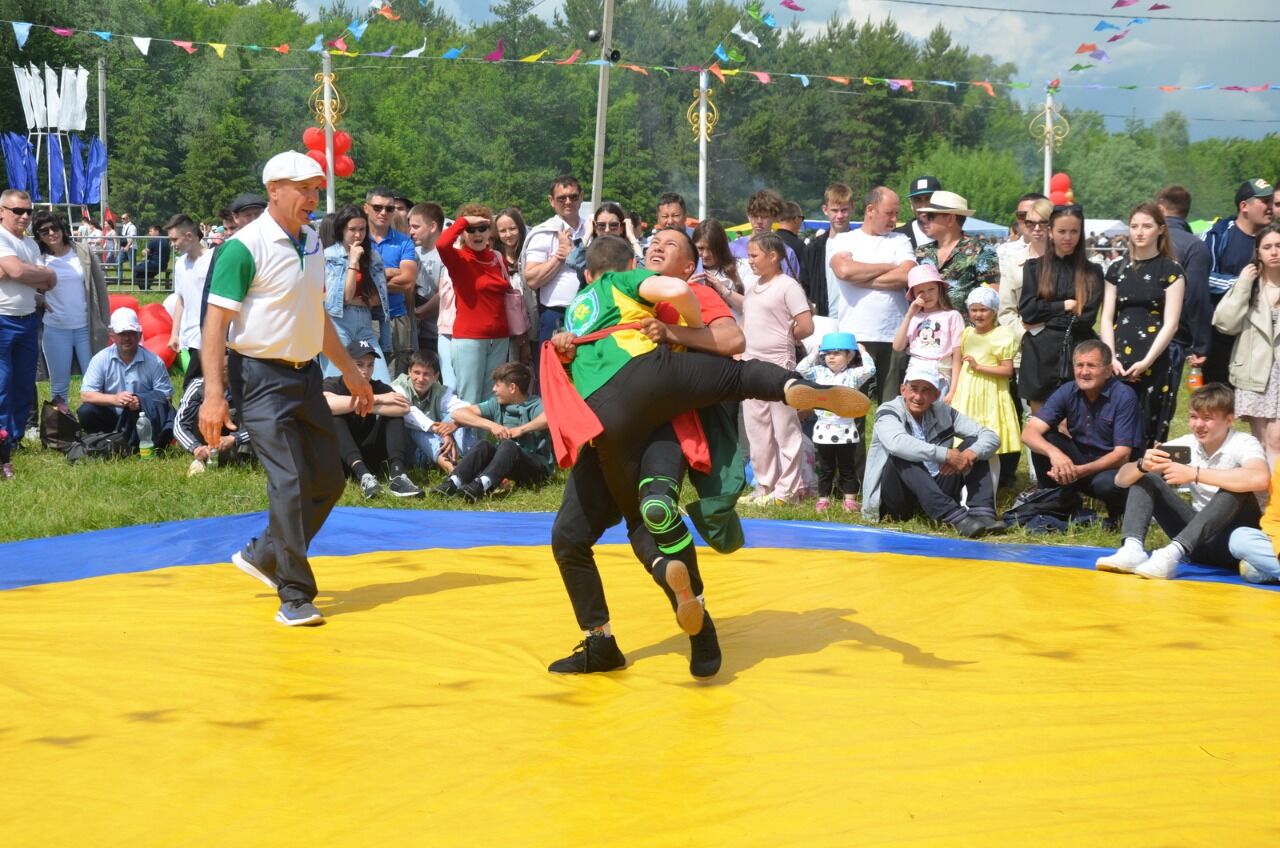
[1156,185,1212,380]
[1022,339,1143,519]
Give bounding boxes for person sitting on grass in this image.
[1228,459,1280,585]
[1096,383,1268,580]
[392,349,461,475]
[174,359,251,472]
[78,307,175,450]
[434,361,553,502]
[860,364,1002,537]
[323,339,423,499]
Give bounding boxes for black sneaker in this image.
[784,378,870,419]
[432,478,459,497]
[459,481,486,503]
[388,474,424,498]
[955,515,992,538]
[689,611,721,679]
[359,472,382,498]
[548,633,626,674]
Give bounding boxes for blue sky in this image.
[301,0,1279,140]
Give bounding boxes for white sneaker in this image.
[1136,545,1183,580]
[1096,545,1148,573]
[1240,560,1280,585]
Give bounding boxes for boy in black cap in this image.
[896,175,941,249]
[323,339,424,498]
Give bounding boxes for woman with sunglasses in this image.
[914,191,999,312]
[30,210,110,414]
[323,204,391,382]
[435,204,511,405]
[997,197,1051,334]
[1017,204,1103,413]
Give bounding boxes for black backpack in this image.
[66,430,132,464]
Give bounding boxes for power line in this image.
[875,0,1280,23]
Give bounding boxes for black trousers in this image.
[456,439,551,488]
[333,412,407,476]
[879,437,995,523]
[230,355,345,604]
[1029,430,1128,518]
[862,341,906,405]
[1121,472,1260,567]
[815,442,858,497]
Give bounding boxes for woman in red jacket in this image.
[435,203,512,404]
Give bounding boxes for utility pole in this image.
[589,0,616,208]
[97,55,108,213]
[322,51,336,214]
[1042,89,1054,195]
[698,70,708,220]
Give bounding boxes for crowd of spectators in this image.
[3,170,1280,586]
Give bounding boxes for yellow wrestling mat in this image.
[3,539,1279,846]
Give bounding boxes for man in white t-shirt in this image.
[165,213,212,383]
[1096,383,1270,580]
[522,175,589,358]
[829,186,916,402]
[0,189,56,479]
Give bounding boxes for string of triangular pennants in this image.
[6,16,1277,96]
[1062,1,1172,74]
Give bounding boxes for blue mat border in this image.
[2,507,1275,591]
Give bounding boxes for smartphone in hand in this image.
[1164,445,1192,464]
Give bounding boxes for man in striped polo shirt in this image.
[199,151,373,627]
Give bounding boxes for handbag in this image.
[1055,314,1077,383]
[505,287,531,335]
[40,400,81,453]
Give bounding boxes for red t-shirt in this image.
[655,280,734,327]
[435,217,510,340]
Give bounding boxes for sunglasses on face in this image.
[3,206,33,216]
[553,193,580,203]
[595,221,622,232]
[367,203,395,214]
[922,212,950,221]
[465,224,491,234]
[36,225,59,236]
[1024,219,1049,230]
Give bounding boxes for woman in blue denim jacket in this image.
[323,204,391,383]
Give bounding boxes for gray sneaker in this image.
[231,550,278,590]
[388,473,424,498]
[275,600,325,627]
[359,473,382,498]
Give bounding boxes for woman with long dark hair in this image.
[692,218,745,314]
[1017,204,1103,413]
[31,210,109,412]
[323,203,391,382]
[495,206,536,364]
[1100,202,1185,445]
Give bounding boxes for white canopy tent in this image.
[1084,218,1127,238]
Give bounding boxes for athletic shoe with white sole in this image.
[232,550,279,590]
[359,473,382,498]
[1136,545,1183,580]
[275,600,325,627]
[1095,545,1149,574]
[784,379,870,419]
[388,474,424,498]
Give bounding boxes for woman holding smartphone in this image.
[1213,220,1280,468]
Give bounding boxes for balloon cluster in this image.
[1049,172,1075,207]
[301,126,356,179]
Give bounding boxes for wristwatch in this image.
[1135,455,1145,473]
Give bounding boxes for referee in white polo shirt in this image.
[199,151,373,627]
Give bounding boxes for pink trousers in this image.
[742,397,805,501]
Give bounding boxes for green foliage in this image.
[0,0,1275,230]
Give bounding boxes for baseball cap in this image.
[262,150,325,185]
[346,339,380,360]
[908,175,942,198]
[907,262,944,293]
[902,363,941,390]
[109,307,142,334]
[229,193,268,214]
[819,331,858,353]
[1235,178,1275,206]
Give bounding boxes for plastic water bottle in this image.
[208,447,220,469]
[1186,366,1203,391]
[136,409,154,458]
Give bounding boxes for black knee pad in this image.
[639,475,682,538]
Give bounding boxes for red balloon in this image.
[332,130,352,155]
[1049,172,1071,193]
[108,294,140,315]
[305,149,329,172]
[302,126,326,151]
[334,155,356,178]
[1049,189,1070,206]
[138,303,172,341]
[142,334,177,369]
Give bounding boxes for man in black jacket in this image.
[1155,185,1212,397]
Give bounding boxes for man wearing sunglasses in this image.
[522,175,589,370]
[0,189,57,480]
[365,186,419,378]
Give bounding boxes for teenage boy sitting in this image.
[323,339,424,498]
[1096,383,1269,580]
[392,349,462,474]
[434,361,553,502]
[174,358,251,471]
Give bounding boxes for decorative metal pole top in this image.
[309,71,346,129]
[1030,98,1069,152]
[687,86,719,143]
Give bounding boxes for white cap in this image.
[262,150,325,185]
[109,307,142,334]
[902,363,941,390]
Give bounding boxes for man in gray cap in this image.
[895,175,940,250]
[200,151,373,627]
[1203,178,1275,385]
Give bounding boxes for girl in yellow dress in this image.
[947,286,1022,498]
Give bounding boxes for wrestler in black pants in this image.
[333,411,409,477]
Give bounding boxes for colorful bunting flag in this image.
[1158,85,1180,91]
[1112,0,1138,6]
[210,43,227,58]
[91,31,111,42]
[621,64,649,76]
[888,78,914,92]
[1069,63,1094,72]
[1107,30,1130,42]
[555,49,581,65]
[731,23,761,48]
[132,36,151,55]
[747,2,764,23]
[328,36,349,51]
[347,19,368,41]
[708,63,726,83]
[827,75,849,85]
[172,40,196,54]
[763,12,777,27]
[1118,84,1138,90]
[1128,18,1150,24]
[1075,43,1098,54]
[403,40,426,58]
[368,46,395,57]
[441,46,464,59]
[520,50,548,62]
[930,80,958,88]
[714,43,730,62]
[12,22,31,49]
[378,3,401,20]
[1194,84,1215,90]
[781,0,806,10]
[1149,3,1170,9]
[51,28,74,37]
[484,39,504,62]
[1089,50,1111,62]
[273,43,290,54]
[749,70,771,84]
[973,81,995,97]
[1093,21,1121,31]
[792,73,809,87]
[308,35,324,52]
